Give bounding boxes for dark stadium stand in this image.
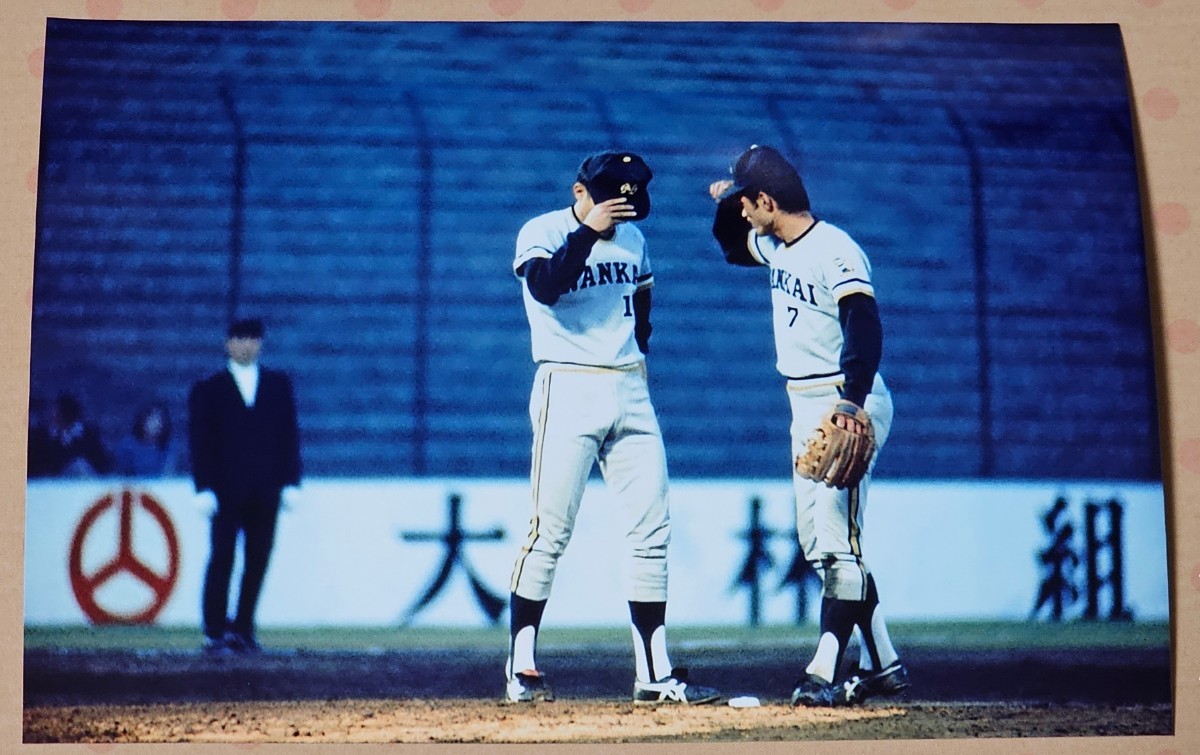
[30,20,1158,480]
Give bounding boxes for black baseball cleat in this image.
[790,672,853,707]
[843,661,911,704]
[202,634,232,654]
[506,670,555,703]
[633,667,720,705]
[223,631,262,654]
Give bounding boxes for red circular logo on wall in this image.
[68,488,180,624]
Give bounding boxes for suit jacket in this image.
[188,366,302,503]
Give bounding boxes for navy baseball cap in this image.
[577,151,653,220]
[723,144,809,211]
[227,318,265,339]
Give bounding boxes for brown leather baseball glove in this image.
[794,400,877,490]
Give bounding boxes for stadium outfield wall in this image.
[24,479,1168,628]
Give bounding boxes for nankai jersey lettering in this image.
[742,220,875,381]
[568,260,640,292]
[514,207,653,367]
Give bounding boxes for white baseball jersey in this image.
[741,220,875,385]
[514,207,653,368]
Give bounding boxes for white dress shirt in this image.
[227,360,259,407]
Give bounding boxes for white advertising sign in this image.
[24,478,1168,627]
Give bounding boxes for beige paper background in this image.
[2,0,1193,753]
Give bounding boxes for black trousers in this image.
[202,494,281,640]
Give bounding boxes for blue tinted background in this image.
[31,20,1158,480]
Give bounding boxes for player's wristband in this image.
[838,386,868,409]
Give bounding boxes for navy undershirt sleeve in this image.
[712,196,759,267]
[633,288,652,354]
[520,225,602,305]
[838,293,883,408]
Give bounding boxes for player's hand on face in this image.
[709,180,734,201]
[584,197,636,233]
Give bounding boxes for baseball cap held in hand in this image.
[723,144,810,212]
[578,151,653,220]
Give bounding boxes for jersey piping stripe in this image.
[781,218,822,247]
[786,372,845,391]
[833,282,874,303]
[832,278,873,290]
[510,369,554,594]
[786,370,842,382]
[521,246,558,260]
[513,247,556,274]
[749,233,770,265]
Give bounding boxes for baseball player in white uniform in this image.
[505,151,719,706]
[709,145,910,707]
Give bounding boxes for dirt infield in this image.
[23,640,1173,743]
[22,698,1173,744]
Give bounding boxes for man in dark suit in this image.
[189,318,302,653]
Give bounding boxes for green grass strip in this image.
[24,620,1170,652]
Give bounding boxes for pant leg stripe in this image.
[510,370,554,594]
[848,484,862,559]
[848,483,868,601]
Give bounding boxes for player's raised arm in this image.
[709,180,759,267]
[523,190,643,306]
[519,223,603,306]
